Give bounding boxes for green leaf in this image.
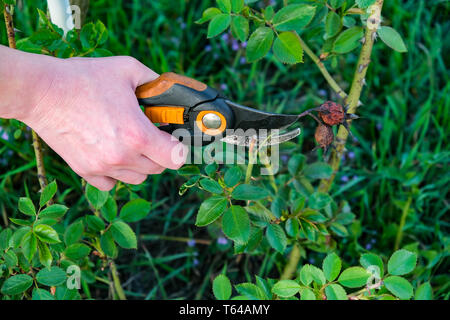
[196,7,222,24]
[39,204,68,219]
[40,180,57,207]
[119,199,152,222]
[246,27,274,62]
[273,4,316,31]
[85,215,106,231]
[64,220,84,246]
[0,228,13,250]
[264,6,274,21]
[205,162,218,177]
[303,162,333,180]
[266,224,287,253]
[21,231,37,261]
[10,218,33,226]
[333,27,364,53]
[360,253,384,278]
[1,274,33,295]
[272,280,300,298]
[101,197,118,222]
[3,250,18,268]
[384,276,414,300]
[330,0,346,8]
[80,22,97,50]
[309,192,332,210]
[325,11,341,37]
[178,165,201,176]
[86,184,109,210]
[32,288,55,300]
[355,0,376,8]
[195,196,228,227]
[299,264,326,286]
[231,0,244,13]
[330,222,348,237]
[235,283,265,300]
[18,197,36,216]
[378,26,407,52]
[388,249,417,276]
[224,166,242,187]
[325,284,348,300]
[217,0,231,13]
[213,274,232,300]
[323,252,342,281]
[95,20,108,45]
[299,287,316,300]
[36,267,67,286]
[231,15,249,42]
[37,240,52,268]
[100,230,118,258]
[207,14,231,38]
[34,224,60,244]
[64,243,91,260]
[55,286,80,300]
[415,282,433,300]
[110,221,137,249]
[200,179,224,194]
[273,31,303,64]
[288,154,306,176]
[338,267,370,288]
[222,205,250,244]
[231,184,269,201]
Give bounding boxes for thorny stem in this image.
[3,4,51,195]
[318,0,384,193]
[281,0,385,280]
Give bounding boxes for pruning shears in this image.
[136,73,301,147]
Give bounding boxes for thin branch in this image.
[3,4,50,194]
[296,34,348,100]
[318,0,384,193]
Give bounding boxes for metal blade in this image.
[225,100,300,131]
[221,128,301,147]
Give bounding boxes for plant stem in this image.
[318,0,384,193]
[394,196,412,251]
[110,260,127,300]
[3,4,50,194]
[280,243,301,280]
[296,35,348,100]
[281,1,385,280]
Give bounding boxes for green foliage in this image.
[212,250,419,300]
[0,0,446,301]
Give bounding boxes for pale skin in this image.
[0,45,188,191]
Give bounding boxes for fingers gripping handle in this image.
[136,72,207,101]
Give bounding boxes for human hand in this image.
[15,54,187,190]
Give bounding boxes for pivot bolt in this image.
[202,113,222,129]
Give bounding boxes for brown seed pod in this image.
[318,101,345,126]
[315,124,334,149]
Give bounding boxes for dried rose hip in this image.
[318,101,345,126]
[315,124,334,150]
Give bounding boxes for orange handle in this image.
[136,72,207,99]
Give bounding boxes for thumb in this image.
[122,56,159,88]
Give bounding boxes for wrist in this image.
[0,45,63,122]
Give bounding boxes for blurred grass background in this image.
[0,0,449,299]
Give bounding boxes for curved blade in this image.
[221,128,301,147]
[225,100,300,131]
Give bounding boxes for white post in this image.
[47,0,74,35]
